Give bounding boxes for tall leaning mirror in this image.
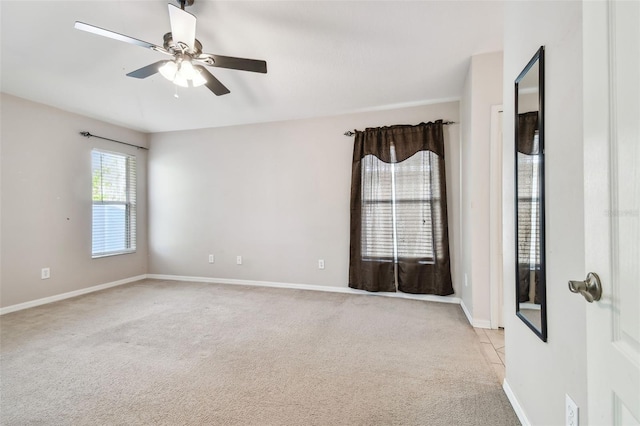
[515,46,547,342]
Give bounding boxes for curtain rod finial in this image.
[80,131,91,138]
[344,130,356,137]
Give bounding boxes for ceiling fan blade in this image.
[196,54,268,73]
[168,4,196,51]
[74,22,169,55]
[126,61,170,79]
[195,66,230,96]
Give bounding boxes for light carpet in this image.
[0,279,519,425]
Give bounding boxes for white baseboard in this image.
[147,274,462,305]
[2,273,465,316]
[460,299,473,324]
[503,378,531,426]
[0,275,146,315]
[473,319,493,329]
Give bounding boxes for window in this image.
[92,149,137,258]
[349,121,453,295]
[361,147,438,264]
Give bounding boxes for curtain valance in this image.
[353,120,446,163]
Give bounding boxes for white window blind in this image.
[361,149,437,262]
[517,150,541,266]
[92,150,137,258]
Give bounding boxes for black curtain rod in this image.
[343,121,457,137]
[79,131,149,150]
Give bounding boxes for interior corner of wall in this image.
[459,297,473,326]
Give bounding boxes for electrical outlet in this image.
[464,273,469,287]
[236,256,242,265]
[208,254,214,264]
[41,268,50,280]
[566,394,579,426]
[318,259,325,269]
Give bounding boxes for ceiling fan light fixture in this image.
[159,61,178,81]
[178,59,196,80]
[191,70,207,87]
[173,72,189,88]
[160,58,204,88]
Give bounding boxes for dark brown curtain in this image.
[349,120,453,295]
[517,111,539,155]
[518,266,541,304]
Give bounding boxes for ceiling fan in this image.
[74,0,267,96]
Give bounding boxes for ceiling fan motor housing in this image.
[163,32,202,55]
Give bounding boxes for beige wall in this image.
[1,95,462,308]
[503,1,587,424]
[148,102,462,295]
[0,94,149,308]
[460,51,504,326]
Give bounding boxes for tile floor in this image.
[474,327,505,384]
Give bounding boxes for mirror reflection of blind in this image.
[517,140,541,266]
[361,150,436,262]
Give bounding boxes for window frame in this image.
[360,151,437,264]
[91,149,137,259]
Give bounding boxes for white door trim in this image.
[490,104,504,329]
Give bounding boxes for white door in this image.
[583,1,640,425]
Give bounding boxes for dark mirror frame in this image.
[514,46,547,342]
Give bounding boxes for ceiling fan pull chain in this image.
[174,85,179,99]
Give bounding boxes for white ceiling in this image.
[1,1,503,133]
